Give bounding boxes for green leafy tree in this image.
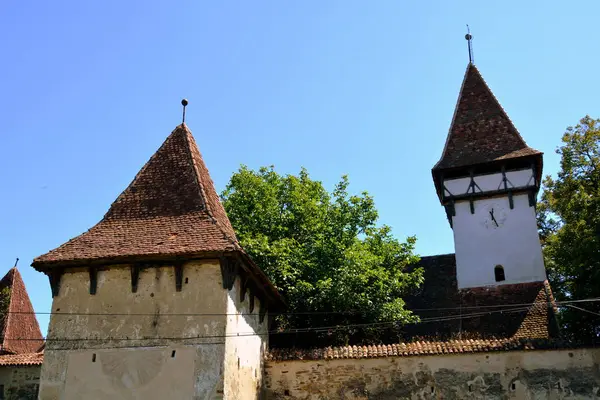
[221,166,423,346]
[539,116,600,342]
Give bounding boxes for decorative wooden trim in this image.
[501,166,514,209]
[48,269,64,297]
[468,171,479,215]
[259,302,267,324]
[240,277,249,303]
[444,186,532,204]
[528,190,536,207]
[219,257,238,290]
[468,171,482,194]
[174,264,184,292]
[89,267,98,295]
[268,314,276,328]
[131,265,140,293]
[249,292,255,314]
[501,166,509,190]
[530,161,537,187]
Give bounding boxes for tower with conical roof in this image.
[432,56,546,289]
[33,115,283,399]
[0,267,44,355]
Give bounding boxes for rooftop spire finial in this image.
[465,25,474,65]
[13,257,19,268]
[181,98,188,124]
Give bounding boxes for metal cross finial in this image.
[13,257,19,268]
[465,25,474,65]
[181,99,188,124]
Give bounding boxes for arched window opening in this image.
[494,265,505,282]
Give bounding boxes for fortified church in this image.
[1,42,599,399]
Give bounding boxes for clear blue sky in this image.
[1,1,598,334]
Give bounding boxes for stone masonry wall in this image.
[265,348,600,399]
[0,365,40,400]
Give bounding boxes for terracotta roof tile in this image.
[33,124,240,267]
[0,352,43,366]
[402,254,558,341]
[267,338,570,361]
[270,254,557,350]
[0,268,44,354]
[433,64,541,171]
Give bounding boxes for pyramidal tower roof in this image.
[33,123,241,268]
[433,64,541,171]
[0,268,44,354]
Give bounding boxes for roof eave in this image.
[432,152,543,204]
[32,249,286,309]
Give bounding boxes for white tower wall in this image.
[451,193,547,289]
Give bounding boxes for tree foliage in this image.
[539,116,600,342]
[221,166,423,346]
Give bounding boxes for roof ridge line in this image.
[473,66,528,148]
[433,63,471,170]
[181,124,240,250]
[100,126,178,222]
[432,63,540,174]
[0,269,15,350]
[180,124,211,217]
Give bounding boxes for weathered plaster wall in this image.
[39,260,228,400]
[224,275,269,400]
[0,365,40,399]
[452,193,546,289]
[265,348,600,399]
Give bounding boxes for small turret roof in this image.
[0,268,44,354]
[33,124,240,267]
[433,64,541,171]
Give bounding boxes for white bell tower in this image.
[432,62,547,289]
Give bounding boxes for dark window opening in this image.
[92,354,96,362]
[171,350,176,358]
[494,265,505,282]
[185,277,189,284]
[284,390,290,396]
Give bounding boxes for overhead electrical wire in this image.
[3,297,599,317]
[1,304,568,343]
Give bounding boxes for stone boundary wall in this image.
[265,348,600,399]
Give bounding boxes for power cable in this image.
[3,298,599,317]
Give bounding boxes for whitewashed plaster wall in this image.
[39,260,228,400]
[224,275,268,400]
[452,193,546,288]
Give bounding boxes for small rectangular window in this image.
[494,265,505,282]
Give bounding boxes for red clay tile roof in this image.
[0,352,43,366]
[32,124,241,267]
[433,64,541,171]
[402,254,557,341]
[270,255,556,350]
[270,253,561,361]
[267,338,567,361]
[0,268,44,354]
